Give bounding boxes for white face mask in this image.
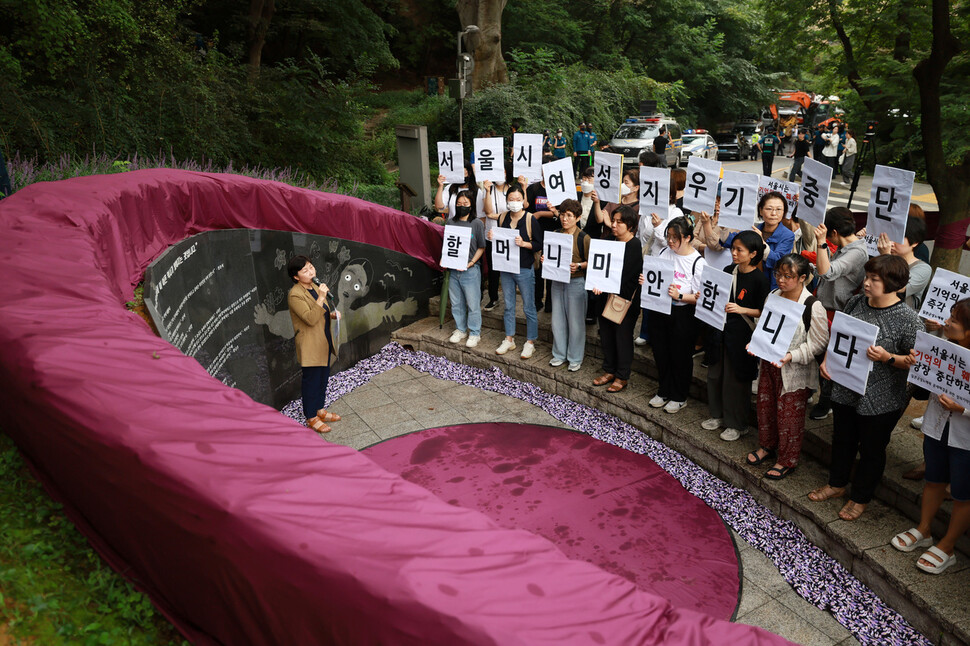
[507,200,524,213]
[581,181,594,193]
[620,183,633,196]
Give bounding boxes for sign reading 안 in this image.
[693,266,733,331]
[474,137,505,183]
[593,151,623,204]
[640,256,674,314]
[683,157,721,215]
[438,142,465,183]
[865,164,915,256]
[825,311,879,396]
[918,267,970,324]
[542,156,576,208]
[490,227,520,274]
[440,225,472,271]
[748,293,805,364]
[798,158,832,227]
[542,231,574,283]
[757,177,800,218]
[718,171,761,231]
[513,133,544,182]
[909,331,970,410]
[584,239,625,294]
[639,166,670,218]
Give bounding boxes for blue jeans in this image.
[501,267,538,340]
[551,276,587,363]
[449,264,482,336]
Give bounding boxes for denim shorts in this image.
[924,422,970,501]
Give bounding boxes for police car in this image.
[608,114,683,167]
[679,130,718,165]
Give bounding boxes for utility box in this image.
[395,124,431,210]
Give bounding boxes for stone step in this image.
[393,316,970,646]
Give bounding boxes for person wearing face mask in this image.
[576,167,603,236]
[481,167,522,311]
[447,190,487,348]
[724,192,795,291]
[573,123,592,176]
[434,162,478,220]
[592,168,639,235]
[553,128,567,159]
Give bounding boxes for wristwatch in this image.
[887,355,896,365]
[678,293,684,301]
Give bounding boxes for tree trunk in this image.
[457,0,509,90]
[247,0,276,79]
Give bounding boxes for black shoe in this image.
[543,304,553,313]
[534,300,543,310]
[483,300,497,311]
[809,401,832,420]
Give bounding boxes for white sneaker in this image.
[521,341,535,359]
[649,395,668,408]
[911,416,924,430]
[465,335,480,348]
[495,339,516,355]
[701,417,723,431]
[634,337,648,347]
[568,362,582,372]
[664,400,687,414]
[550,357,565,367]
[449,329,468,344]
[719,427,742,441]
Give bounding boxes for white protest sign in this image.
[798,158,832,227]
[758,176,800,218]
[825,311,879,396]
[474,137,505,183]
[748,293,805,364]
[639,166,670,218]
[490,227,520,274]
[542,156,575,208]
[718,171,761,231]
[437,142,465,183]
[541,231,573,283]
[593,151,623,204]
[919,268,970,324]
[440,225,472,271]
[513,133,543,182]
[694,266,734,331]
[640,256,674,314]
[584,239,625,293]
[683,157,721,215]
[910,331,970,410]
[866,165,915,256]
[705,245,734,273]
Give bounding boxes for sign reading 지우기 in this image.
[474,137,505,183]
[542,156,576,208]
[490,227,520,274]
[758,176,800,218]
[440,225,472,271]
[438,141,465,183]
[640,256,674,314]
[825,311,879,396]
[639,166,670,218]
[798,158,832,227]
[918,267,970,324]
[593,151,623,204]
[693,266,734,331]
[584,239,626,294]
[513,133,544,183]
[748,293,805,364]
[683,157,721,216]
[541,231,574,283]
[865,164,915,256]
[718,171,761,231]
[909,331,970,410]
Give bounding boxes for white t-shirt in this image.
[661,248,706,307]
[483,184,508,232]
[639,204,685,257]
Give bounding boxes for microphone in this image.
[312,277,335,302]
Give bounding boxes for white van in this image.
[608,115,683,167]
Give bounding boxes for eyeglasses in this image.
[773,271,798,281]
[762,207,785,214]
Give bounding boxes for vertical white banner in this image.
[474,137,505,182]
[542,156,576,207]
[584,239,626,293]
[693,266,734,331]
[437,142,465,183]
[440,225,472,271]
[512,133,543,182]
[541,231,574,283]
[918,268,970,324]
[910,331,970,410]
[866,164,915,255]
[718,171,761,231]
[798,158,832,227]
[683,157,721,215]
[748,293,805,364]
[640,256,674,314]
[758,176,800,218]
[639,166,670,218]
[490,228,520,274]
[593,151,623,204]
[705,246,734,273]
[825,311,879,395]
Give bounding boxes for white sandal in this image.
[891,528,932,553]
[916,545,957,574]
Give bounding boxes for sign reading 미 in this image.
[584,239,625,294]
[825,311,879,396]
[909,331,970,410]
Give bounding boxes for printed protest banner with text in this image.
[694,266,733,331]
[865,165,915,256]
[909,331,970,410]
[542,157,576,208]
[584,239,625,294]
[441,225,472,271]
[797,158,832,227]
[825,312,879,396]
[473,137,505,183]
[683,157,721,215]
[640,256,674,314]
[438,142,465,183]
[639,166,670,218]
[541,231,574,283]
[593,151,623,204]
[758,177,799,218]
[513,133,544,183]
[490,228,520,274]
[748,293,805,364]
[918,267,970,324]
[719,171,761,231]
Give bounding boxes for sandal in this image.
[317,409,342,423]
[746,448,775,466]
[306,416,331,433]
[891,528,933,553]
[606,379,628,393]
[593,373,615,387]
[765,465,796,480]
[917,546,957,574]
[808,485,846,502]
[838,501,866,521]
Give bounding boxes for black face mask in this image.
[455,205,472,219]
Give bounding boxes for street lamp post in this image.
[457,25,479,143]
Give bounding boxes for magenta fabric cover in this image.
[0,170,792,645]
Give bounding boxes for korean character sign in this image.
[918,267,970,324]
[718,171,760,231]
[512,133,543,183]
[542,157,576,208]
[639,166,670,219]
[693,266,733,331]
[747,293,805,364]
[490,228,520,274]
[541,231,574,283]
[683,157,721,216]
[865,164,915,256]
[909,331,970,409]
[757,177,799,217]
[437,142,465,183]
[796,158,832,227]
[584,239,626,294]
[640,256,674,315]
[825,312,879,396]
[473,137,505,183]
[440,225,473,271]
[593,151,623,204]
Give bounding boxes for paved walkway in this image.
[320,365,859,645]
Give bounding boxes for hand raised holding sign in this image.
[876,232,893,256]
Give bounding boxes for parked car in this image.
[732,120,762,151]
[608,115,683,167]
[714,132,750,160]
[680,133,718,164]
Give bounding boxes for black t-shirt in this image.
[527,183,559,231]
[793,139,811,158]
[760,135,779,155]
[653,134,669,154]
[722,264,770,380]
[813,135,826,158]
[499,212,544,269]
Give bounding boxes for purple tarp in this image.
[0,170,792,645]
